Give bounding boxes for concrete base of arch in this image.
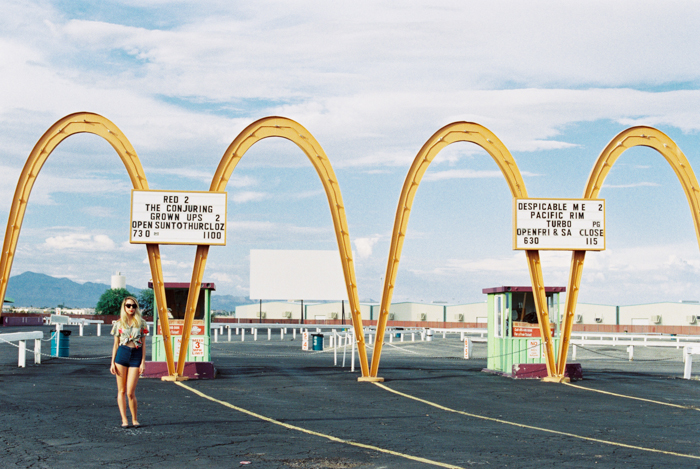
[357,376,385,383]
[161,375,191,382]
[541,376,571,384]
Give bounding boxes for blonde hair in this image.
[119,296,143,327]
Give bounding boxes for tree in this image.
[95,288,134,315]
[138,288,154,316]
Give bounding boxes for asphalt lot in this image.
[1,325,699,468]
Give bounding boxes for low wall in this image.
[571,324,700,335]
[0,313,152,327]
[2,316,43,326]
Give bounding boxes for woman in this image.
[110,296,149,428]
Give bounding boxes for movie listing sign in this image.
[130,190,227,245]
[513,198,605,251]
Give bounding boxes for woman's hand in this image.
[139,362,145,375]
[110,363,119,376]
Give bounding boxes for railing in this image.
[570,331,700,348]
[0,331,43,367]
[48,315,104,336]
[209,323,489,344]
[684,346,700,379]
[569,332,700,362]
[208,324,700,375]
[209,323,353,343]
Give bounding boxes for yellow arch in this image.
[370,122,557,379]
[0,112,176,375]
[175,116,370,377]
[558,126,700,376]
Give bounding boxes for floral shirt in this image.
[111,319,149,347]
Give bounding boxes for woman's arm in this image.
[139,320,147,375]
[110,335,119,375]
[139,337,146,375]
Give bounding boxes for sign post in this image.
[131,190,226,380]
[493,197,607,381]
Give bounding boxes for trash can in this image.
[426,329,433,342]
[311,333,324,351]
[395,327,404,338]
[50,330,71,357]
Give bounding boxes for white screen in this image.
[249,250,349,301]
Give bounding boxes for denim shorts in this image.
[115,345,143,367]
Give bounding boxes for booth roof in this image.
[482,286,566,294]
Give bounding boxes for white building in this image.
[234,299,700,327]
[572,301,700,326]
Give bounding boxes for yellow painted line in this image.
[563,382,700,411]
[173,381,465,469]
[374,382,700,461]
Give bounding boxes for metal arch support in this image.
[176,116,370,378]
[0,112,176,375]
[557,126,700,377]
[370,122,557,378]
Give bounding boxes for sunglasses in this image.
[125,304,138,309]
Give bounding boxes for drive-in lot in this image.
[1,325,699,468]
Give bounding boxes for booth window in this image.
[495,295,503,338]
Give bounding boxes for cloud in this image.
[232,191,268,203]
[120,241,145,252]
[143,256,192,270]
[400,242,700,305]
[575,243,700,302]
[44,233,116,251]
[0,166,133,209]
[209,272,234,283]
[52,4,700,96]
[289,190,324,200]
[602,182,661,189]
[6,11,700,171]
[414,253,535,275]
[423,169,543,182]
[5,4,700,171]
[354,236,380,259]
[226,219,333,237]
[81,206,115,218]
[146,167,258,187]
[4,1,700,305]
[423,169,504,182]
[227,220,276,231]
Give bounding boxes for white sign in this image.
[130,190,227,245]
[250,250,349,301]
[174,337,205,358]
[463,339,472,359]
[514,198,605,250]
[302,331,309,351]
[527,339,541,359]
[191,338,205,357]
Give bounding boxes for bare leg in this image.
[126,367,141,425]
[115,364,129,426]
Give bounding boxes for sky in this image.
[2,0,700,307]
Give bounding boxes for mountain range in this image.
[4,271,250,311]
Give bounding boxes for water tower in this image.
[111,271,126,290]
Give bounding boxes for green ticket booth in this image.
[144,281,216,379]
[484,285,565,378]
